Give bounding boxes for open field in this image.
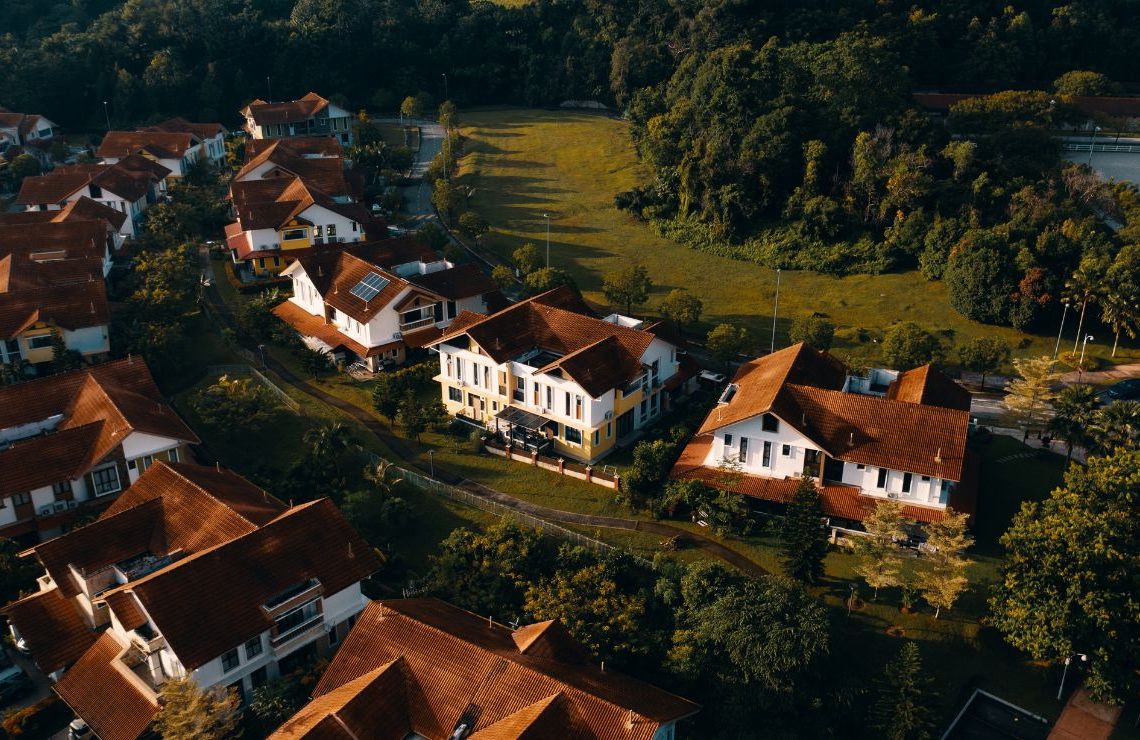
[457,108,1140,368]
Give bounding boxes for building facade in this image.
[240,92,354,146]
[428,287,696,464]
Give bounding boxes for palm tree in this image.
[1065,255,1109,356]
[1100,295,1139,358]
[362,460,404,497]
[303,422,355,481]
[1047,385,1098,460]
[1091,400,1140,455]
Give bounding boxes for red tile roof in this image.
[1,587,96,674]
[273,299,401,358]
[275,599,698,739]
[246,136,343,161]
[407,263,497,301]
[697,344,970,481]
[107,498,380,669]
[428,287,673,398]
[97,131,198,160]
[887,365,972,411]
[235,139,351,195]
[242,92,331,126]
[16,157,167,206]
[53,633,158,740]
[0,360,198,498]
[142,117,227,140]
[0,196,127,231]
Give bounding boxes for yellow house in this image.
[427,287,698,465]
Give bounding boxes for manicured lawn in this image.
[457,108,1139,368]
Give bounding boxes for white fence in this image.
[204,363,300,413]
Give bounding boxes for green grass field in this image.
[457,108,1139,368]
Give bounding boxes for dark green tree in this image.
[602,264,653,316]
[882,322,941,369]
[788,316,836,351]
[868,641,936,740]
[957,337,1011,389]
[706,323,749,369]
[524,267,578,296]
[659,289,703,336]
[779,476,828,584]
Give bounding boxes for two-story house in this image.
[0,197,128,273]
[671,343,978,526]
[240,92,354,146]
[0,221,116,368]
[272,598,698,739]
[97,130,206,181]
[0,359,199,541]
[16,156,170,237]
[427,286,696,464]
[226,175,373,278]
[142,118,228,167]
[274,239,499,370]
[3,461,381,740]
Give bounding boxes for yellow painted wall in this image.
[250,255,284,277]
[19,326,54,364]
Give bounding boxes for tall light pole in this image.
[102,101,110,131]
[441,73,449,103]
[266,76,271,101]
[1079,334,1094,384]
[543,213,551,268]
[770,268,781,354]
[1052,299,1070,368]
[1088,125,1102,167]
[1057,654,1087,700]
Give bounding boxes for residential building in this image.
[0,196,129,270]
[271,598,699,739]
[142,118,228,167]
[245,136,343,162]
[0,359,198,541]
[427,287,696,464]
[226,168,373,275]
[0,106,59,166]
[670,343,977,526]
[4,461,381,740]
[240,92,354,146]
[97,130,205,180]
[274,238,499,370]
[0,221,114,367]
[16,156,170,237]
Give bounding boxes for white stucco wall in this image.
[61,325,110,357]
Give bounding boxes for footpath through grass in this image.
[457,108,1138,367]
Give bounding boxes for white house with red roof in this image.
[240,92,354,146]
[671,343,977,526]
[0,106,59,165]
[3,462,381,740]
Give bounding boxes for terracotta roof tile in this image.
[142,117,226,140]
[246,136,343,161]
[273,661,410,739]
[114,498,380,669]
[886,365,972,411]
[242,92,331,126]
[1,587,96,674]
[0,196,127,231]
[300,599,698,739]
[97,131,198,160]
[273,300,402,358]
[103,590,147,631]
[407,263,496,300]
[53,633,158,740]
[0,423,103,498]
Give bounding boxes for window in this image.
[250,667,268,688]
[314,225,324,237]
[593,430,600,445]
[738,437,748,463]
[351,221,358,232]
[533,382,540,406]
[761,414,779,432]
[456,357,464,381]
[781,444,791,457]
[447,300,457,319]
[514,376,525,402]
[902,473,913,493]
[275,600,320,637]
[856,464,865,470]
[52,481,72,499]
[257,258,265,268]
[327,224,337,237]
[12,492,31,507]
[606,422,612,438]
[221,648,240,673]
[91,465,122,497]
[282,228,306,241]
[449,386,462,403]
[724,434,733,448]
[564,392,571,416]
[88,184,102,198]
[564,426,582,444]
[876,468,888,489]
[575,395,583,420]
[545,386,552,409]
[921,475,930,481]
[762,441,772,467]
[328,622,340,647]
[483,366,490,389]
[27,334,53,350]
[244,636,263,660]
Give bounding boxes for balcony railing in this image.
[399,316,437,333]
[270,615,324,653]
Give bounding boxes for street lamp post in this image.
[258,344,266,369]
[543,213,551,268]
[770,268,781,354]
[442,73,449,103]
[1088,125,1102,168]
[1052,299,1070,368]
[1078,334,1094,383]
[1057,654,1088,700]
[428,450,435,479]
[102,101,110,131]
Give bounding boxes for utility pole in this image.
[441,73,449,103]
[102,101,110,131]
[544,213,551,268]
[770,268,781,354]
[266,76,272,101]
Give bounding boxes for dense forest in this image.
[3,0,1140,333]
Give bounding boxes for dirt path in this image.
[196,252,769,576]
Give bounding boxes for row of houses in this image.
[0,361,698,739]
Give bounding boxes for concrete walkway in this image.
[1058,362,1140,385]
[1049,688,1121,740]
[196,251,768,577]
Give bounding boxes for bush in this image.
[3,695,70,737]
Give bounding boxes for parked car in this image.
[1098,378,1140,404]
[68,718,92,739]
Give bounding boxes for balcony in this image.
[399,316,437,333]
[270,614,325,655]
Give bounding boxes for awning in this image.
[495,406,555,432]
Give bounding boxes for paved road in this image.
[373,117,444,231]
[196,249,768,577]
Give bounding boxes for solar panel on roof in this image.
[349,271,390,302]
